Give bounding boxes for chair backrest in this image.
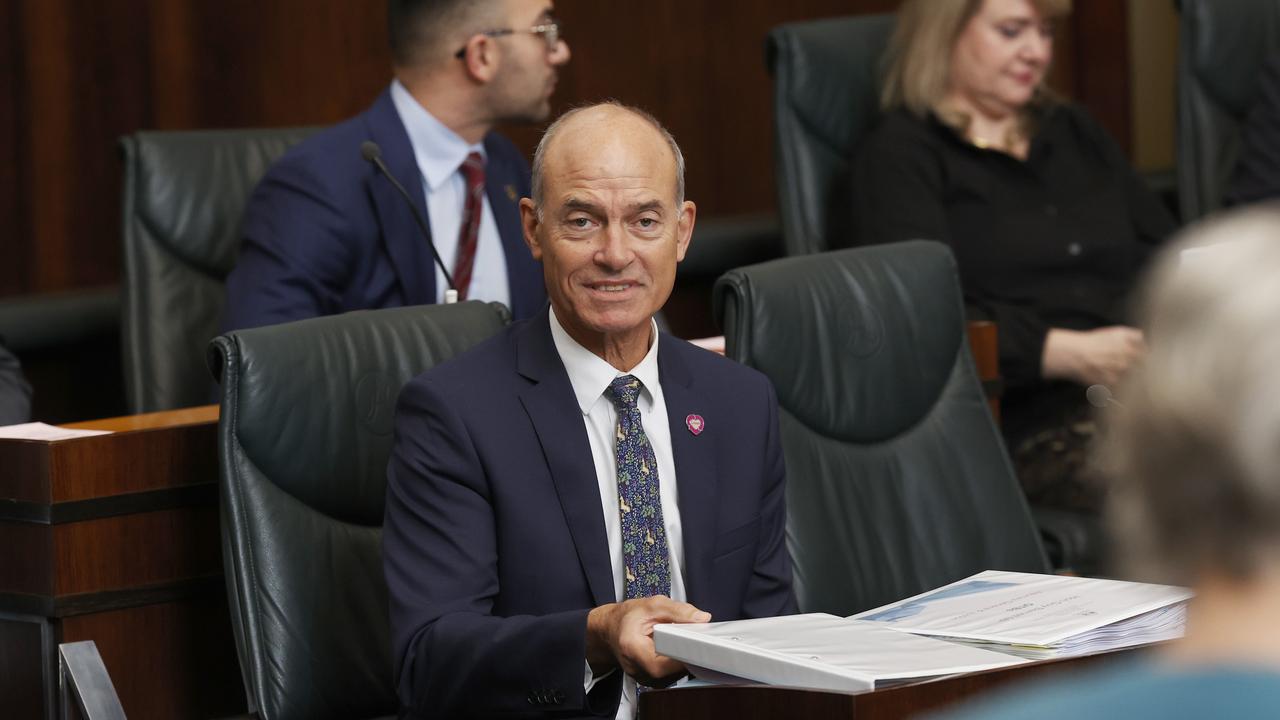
[766,14,894,256]
[120,127,315,413]
[714,242,1048,615]
[209,301,511,720]
[1176,0,1280,221]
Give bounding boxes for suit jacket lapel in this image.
[482,135,542,320]
[516,310,615,606]
[366,89,436,306]
[659,337,719,608]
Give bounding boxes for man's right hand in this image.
[586,596,711,688]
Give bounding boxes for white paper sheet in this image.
[852,570,1192,649]
[0,422,112,441]
[655,613,1025,694]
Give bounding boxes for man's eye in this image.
[998,24,1021,38]
[569,217,592,228]
[638,218,657,229]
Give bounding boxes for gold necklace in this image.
[970,128,1019,152]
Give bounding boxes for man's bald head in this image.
[519,102,696,368]
[530,102,686,216]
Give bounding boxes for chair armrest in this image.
[59,641,126,720]
[0,286,120,353]
[966,320,1002,422]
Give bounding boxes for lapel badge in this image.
[505,184,518,202]
[685,414,705,436]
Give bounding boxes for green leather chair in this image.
[120,127,315,413]
[208,301,510,720]
[715,242,1049,615]
[1175,0,1280,221]
[766,13,894,257]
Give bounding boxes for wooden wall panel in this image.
[1068,0,1132,154]
[0,618,47,720]
[0,3,26,299]
[54,507,221,596]
[61,597,246,719]
[1,0,1132,299]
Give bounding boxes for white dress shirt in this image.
[548,308,687,720]
[389,80,510,307]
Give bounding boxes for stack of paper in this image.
[654,613,1026,693]
[654,571,1192,693]
[0,422,112,441]
[852,570,1192,660]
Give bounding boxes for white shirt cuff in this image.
[584,661,616,693]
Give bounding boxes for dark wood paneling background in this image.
[0,0,1128,299]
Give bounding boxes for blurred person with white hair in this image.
[932,205,1280,718]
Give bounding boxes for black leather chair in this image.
[1176,0,1280,221]
[766,13,894,257]
[120,127,314,414]
[208,301,510,720]
[715,242,1049,615]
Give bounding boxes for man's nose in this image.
[595,225,633,270]
[550,38,570,66]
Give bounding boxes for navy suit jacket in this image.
[221,88,545,332]
[383,308,796,718]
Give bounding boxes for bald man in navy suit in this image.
[383,103,796,719]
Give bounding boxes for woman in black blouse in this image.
[850,0,1175,512]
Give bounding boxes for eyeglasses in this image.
[454,21,562,59]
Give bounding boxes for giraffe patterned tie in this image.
[452,152,485,300]
[605,375,671,600]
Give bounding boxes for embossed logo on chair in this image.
[840,303,884,359]
[355,371,398,436]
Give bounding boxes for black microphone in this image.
[1085,384,1126,410]
[360,140,458,303]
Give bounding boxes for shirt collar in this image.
[390,79,487,192]
[548,307,662,415]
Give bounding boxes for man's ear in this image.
[459,35,499,83]
[520,198,543,260]
[674,201,696,263]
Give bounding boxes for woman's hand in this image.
[1042,326,1145,387]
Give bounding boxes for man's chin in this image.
[499,101,554,127]
[580,310,654,339]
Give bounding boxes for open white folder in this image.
[654,613,1025,693]
[852,570,1191,659]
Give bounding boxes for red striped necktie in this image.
[452,152,485,300]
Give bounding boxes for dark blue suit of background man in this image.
[383,103,797,719]
[222,0,571,332]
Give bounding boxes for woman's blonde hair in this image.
[881,0,1072,116]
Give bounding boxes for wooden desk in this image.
[0,405,245,719]
[642,650,1129,719]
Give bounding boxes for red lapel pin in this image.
[685,414,705,436]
